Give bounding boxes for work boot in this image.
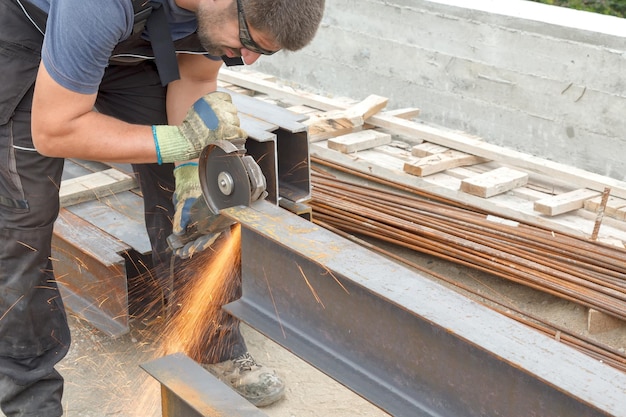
[204,352,285,407]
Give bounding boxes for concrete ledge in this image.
[253,0,626,180]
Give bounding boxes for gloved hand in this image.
[153,92,247,164]
[176,232,221,259]
[171,162,220,258]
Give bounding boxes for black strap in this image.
[145,2,180,86]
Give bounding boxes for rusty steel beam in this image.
[52,208,130,337]
[223,201,626,417]
[141,353,268,417]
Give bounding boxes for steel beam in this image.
[53,208,130,337]
[141,353,268,417]
[227,87,311,204]
[223,201,626,417]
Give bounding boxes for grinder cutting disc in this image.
[198,140,252,214]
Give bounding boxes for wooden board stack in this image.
[217,68,626,249]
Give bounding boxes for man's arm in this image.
[167,54,223,125]
[32,62,158,163]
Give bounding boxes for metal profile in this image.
[141,353,268,417]
[223,201,626,417]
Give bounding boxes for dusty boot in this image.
[204,352,285,407]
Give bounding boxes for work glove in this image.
[171,162,220,258]
[153,92,247,164]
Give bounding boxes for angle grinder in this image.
[166,139,267,257]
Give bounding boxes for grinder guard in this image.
[166,140,267,256]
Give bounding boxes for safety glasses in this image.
[236,0,278,55]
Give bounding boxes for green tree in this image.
[529,0,626,18]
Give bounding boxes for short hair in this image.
[242,0,326,51]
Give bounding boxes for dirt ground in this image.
[49,314,391,417]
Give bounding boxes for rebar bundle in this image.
[309,162,626,371]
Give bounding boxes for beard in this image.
[196,3,230,56]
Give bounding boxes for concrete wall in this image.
[250,0,626,180]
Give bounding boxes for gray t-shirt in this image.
[29,0,202,94]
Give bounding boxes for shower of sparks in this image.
[54,225,243,416]
[160,225,242,362]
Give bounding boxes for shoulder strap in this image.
[144,2,180,85]
[131,0,154,35]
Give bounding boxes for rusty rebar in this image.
[309,169,626,319]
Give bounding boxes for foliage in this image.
[529,0,626,18]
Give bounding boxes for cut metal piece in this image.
[223,201,626,417]
[141,353,268,417]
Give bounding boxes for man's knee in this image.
[0,371,64,417]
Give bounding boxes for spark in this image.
[298,265,325,309]
[0,295,24,322]
[263,267,285,338]
[17,241,37,252]
[320,265,350,295]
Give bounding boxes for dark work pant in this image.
[0,1,68,416]
[0,1,244,416]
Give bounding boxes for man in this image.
[0,0,325,415]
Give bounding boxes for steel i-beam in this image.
[141,353,268,417]
[223,201,626,417]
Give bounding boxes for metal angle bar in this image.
[276,129,311,203]
[223,201,626,417]
[141,353,268,417]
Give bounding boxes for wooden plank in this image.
[217,80,255,96]
[60,168,137,207]
[404,150,486,177]
[375,144,415,160]
[584,195,626,221]
[533,188,601,216]
[62,159,111,181]
[369,113,626,200]
[306,114,361,142]
[460,167,529,198]
[285,104,320,115]
[305,95,389,143]
[411,143,449,157]
[327,130,392,154]
[382,107,420,119]
[342,94,389,125]
[217,68,626,200]
[587,309,625,335]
